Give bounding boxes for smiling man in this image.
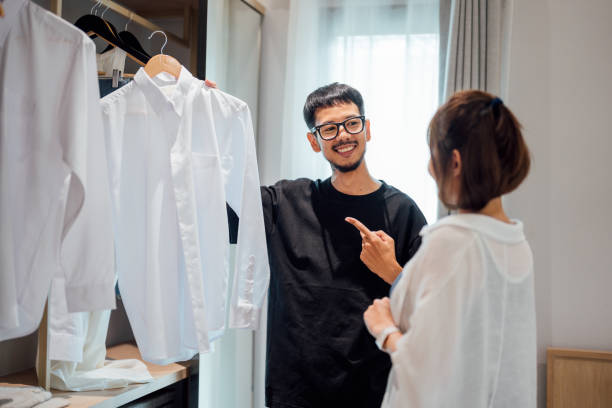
[261,83,427,408]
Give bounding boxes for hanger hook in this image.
[101,2,111,18]
[91,0,102,15]
[125,12,133,31]
[148,30,168,55]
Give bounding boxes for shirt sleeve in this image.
[395,199,427,266]
[223,104,270,329]
[58,37,115,313]
[260,185,279,236]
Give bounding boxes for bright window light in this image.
[328,33,440,223]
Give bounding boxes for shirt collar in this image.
[133,65,196,117]
[421,213,525,244]
[0,0,28,47]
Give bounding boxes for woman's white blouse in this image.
[383,214,536,408]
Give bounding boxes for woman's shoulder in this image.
[422,213,526,246]
[420,216,479,252]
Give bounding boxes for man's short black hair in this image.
[303,82,365,130]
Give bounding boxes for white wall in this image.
[256,0,290,185]
[505,0,612,406]
[253,1,290,406]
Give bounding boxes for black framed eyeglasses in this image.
[310,115,366,141]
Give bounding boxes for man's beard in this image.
[328,149,366,173]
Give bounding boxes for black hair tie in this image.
[479,97,504,116]
[490,97,503,108]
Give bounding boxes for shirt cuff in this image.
[229,303,261,330]
[65,282,116,313]
[389,269,405,296]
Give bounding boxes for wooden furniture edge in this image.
[547,347,612,408]
[1,343,197,408]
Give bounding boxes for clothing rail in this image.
[241,0,266,16]
[50,0,62,15]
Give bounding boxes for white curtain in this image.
[437,0,513,218]
[281,0,441,223]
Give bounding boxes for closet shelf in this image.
[0,343,198,408]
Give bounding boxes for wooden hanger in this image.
[144,31,181,79]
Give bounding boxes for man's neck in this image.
[330,162,381,196]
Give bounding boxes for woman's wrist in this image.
[383,331,402,353]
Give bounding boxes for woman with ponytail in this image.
[358,90,536,407]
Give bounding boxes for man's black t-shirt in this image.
[261,178,427,408]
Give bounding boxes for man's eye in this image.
[322,126,336,133]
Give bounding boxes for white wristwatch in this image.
[375,326,400,351]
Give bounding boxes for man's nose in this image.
[337,124,351,139]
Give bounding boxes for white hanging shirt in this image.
[48,276,153,391]
[49,305,153,391]
[383,214,536,408]
[100,67,269,364]
[0,0,115,341]
[96,47,127,77]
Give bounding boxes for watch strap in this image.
[375,325,400,351]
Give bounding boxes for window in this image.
[322,3,441,222]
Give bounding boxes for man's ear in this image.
[307,132,321,152]
[451,149,462,177]
[365,119,371,142]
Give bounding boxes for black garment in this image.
[262,178,427,408]
[98,77,131,98]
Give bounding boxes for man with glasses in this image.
[262,82,427,408]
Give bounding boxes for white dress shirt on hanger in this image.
[100,66,269,364]
[0,0,115,342]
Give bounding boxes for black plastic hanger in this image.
[75,14,122,46]
[102,31,151,60]
[74,14,149,65]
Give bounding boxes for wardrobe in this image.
[0,0,265,407]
